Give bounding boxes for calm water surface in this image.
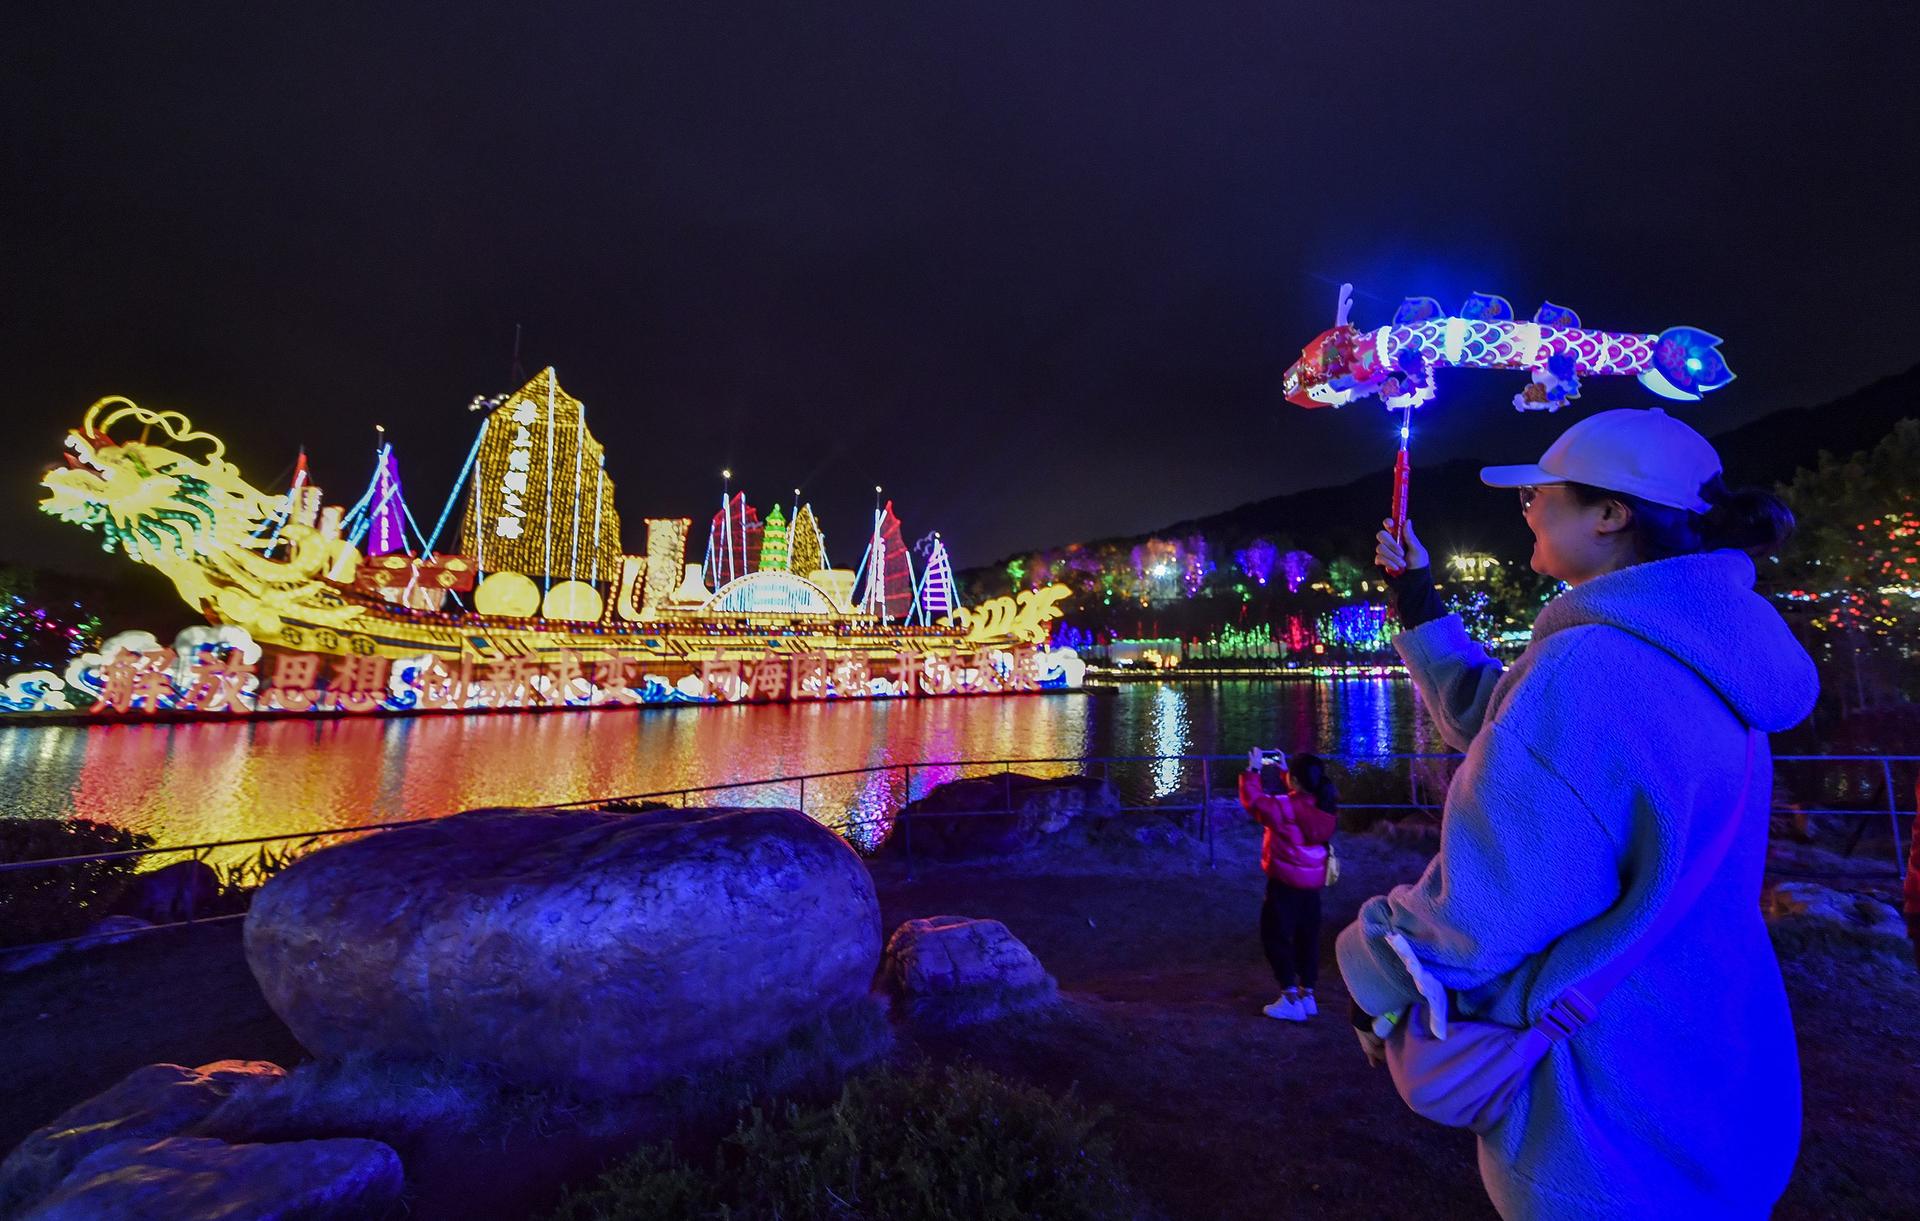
[0,680,1429,858]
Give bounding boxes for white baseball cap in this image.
[1479,408,1721,512]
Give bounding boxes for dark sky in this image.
[6,4,1918,576]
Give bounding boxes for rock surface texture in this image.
[21,1136,402,1221]
[1763,880,1908,939]
[880,915,1057,1024]
[245,807,883,1097]
[892,774,1119,859]
[0,1059,285,1215]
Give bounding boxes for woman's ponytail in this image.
[1570,474,1796,560]
[1698,477,1796,557]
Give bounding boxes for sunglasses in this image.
[1517,486,1539,511]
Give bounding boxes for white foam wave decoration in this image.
[170,625,263,692]
[173,625,262,664]
[390,655,438,701]
[1039,647,1086,687]
[98,630,165,658]
[0,670,74,711]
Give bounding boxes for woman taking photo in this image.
[1336,408,1817,1219]
[1237,749,1339,1021]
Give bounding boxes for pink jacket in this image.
[1237,772,1335,888]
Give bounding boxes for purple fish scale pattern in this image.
[1384,321,1655,377]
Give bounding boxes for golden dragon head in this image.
[42,398,370,642]
[41,398,271,569]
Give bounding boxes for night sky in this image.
[6,5,1917,577]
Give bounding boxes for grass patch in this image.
[194,842,306,918]
[546,1062,1135,1221]
[645,995,894,1123]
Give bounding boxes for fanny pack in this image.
[1383,730,1757,1133]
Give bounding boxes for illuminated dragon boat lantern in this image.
[33,376,1085,716]
[1282,283,1735,566]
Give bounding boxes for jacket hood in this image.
[1532,551,1818,733]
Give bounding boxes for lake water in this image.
[0,679,1430,859]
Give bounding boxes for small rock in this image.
[1762,881,1906,936]
[115,859,220,923]
[880,915,1058,1025]
[1129,818,1186,846]
[886,774,1120,859]
[1203,795,1247,831]
[0,917,155,976]
[0,1060,285,1215]
[0,943,69,975]
[83,915,154,944]
[1371,818,1441,853]
[22,1135,402,1221]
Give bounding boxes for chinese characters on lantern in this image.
[495,398,538,541]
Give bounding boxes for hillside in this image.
[974,363,1920,575]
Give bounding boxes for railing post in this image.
[902,806,915,882]
[799,775,806,816]
[1883,759,1907,879]
[1204,756,1215,870]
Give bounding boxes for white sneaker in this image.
[1262,995,1306,1021]
[1297,991,1318,1017]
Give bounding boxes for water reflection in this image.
[0,680,1427,861]
[1148,685,1189,798]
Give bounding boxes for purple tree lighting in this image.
[1280,550,1315,593]
[1235,538,1277,586]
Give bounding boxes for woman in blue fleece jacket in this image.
[1336,409,1818,1220]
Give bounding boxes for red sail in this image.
[859,501,913,620]
[704,493,762,588]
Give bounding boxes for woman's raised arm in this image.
[1377,518,1505,751]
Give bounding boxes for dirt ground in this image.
[873,827,1920,1220]
[3,824,1916,1219]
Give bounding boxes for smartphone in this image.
[1260,750,1288,769]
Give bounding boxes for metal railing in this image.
[2,751,1912,960]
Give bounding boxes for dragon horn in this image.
[1335,282,1355,327]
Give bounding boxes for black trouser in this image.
[1260,878,1321,990]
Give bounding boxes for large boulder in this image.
[22,1136,402,1221]
[244,807,883,1098]
[880,915,1057,1025]
[0,1060,285,1215]
[891,773,1119,859]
